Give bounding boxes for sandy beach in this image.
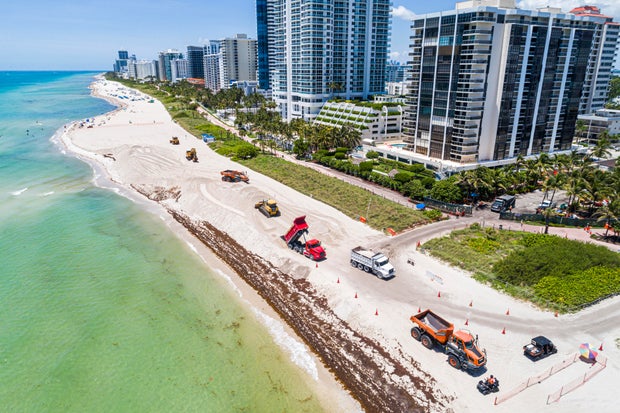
[60,76,619,412]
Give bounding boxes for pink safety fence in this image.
[494,353,581,405]
[546,354,607,404]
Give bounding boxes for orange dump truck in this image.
[410,309,486,370]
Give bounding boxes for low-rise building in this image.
[314,101,403,144]
[577,109,620,145]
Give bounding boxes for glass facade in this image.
[263,0,391,121]
[405,5,600,164]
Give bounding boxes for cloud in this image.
[516,0,620,20]
[392,5,416,21]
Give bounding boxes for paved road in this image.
[198,108,618,251]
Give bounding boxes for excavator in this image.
[255,199,280,217]
[186,148,198,162]
[170,136,179,145]
[220,170,249,183]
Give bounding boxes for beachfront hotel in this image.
[258,0,391,121]
[403,0,618,166]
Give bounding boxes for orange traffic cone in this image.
[599,343,604,351]
[465,319,469,326]
[375,309,379,316]
[417,306,421,313]
[469,300,473,307]
[501,327,506,335]
[316,262,318,268]
[554,311,558,318]
[437,291,441,298]
[355,292,358,299]
[506,308,510,316]
[337,277,340,284]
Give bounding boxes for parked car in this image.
[523,336,557,360]
[538,200,557,210]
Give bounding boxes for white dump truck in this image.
[350,246,395,279]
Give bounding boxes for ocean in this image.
[0,72,324,412]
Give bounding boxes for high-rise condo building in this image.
[570,6,619,114]
[404,0,608,164]
[113,50,130,74]
[256,0,275,90]
[158,49,183,81]
[187,46,206,79]
[128,60,158,80]
[260,0,391,121]
[171,59,189,83]
[219,34,257,88]
[203,41,221,92]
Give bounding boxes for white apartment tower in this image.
[170,59,189,83]
[570,6,619,114]
[404,0,609,164]
[260,0,391,121]
[219,34,257,89]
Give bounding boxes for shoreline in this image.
[57,77,448,411]
[59,76,620,413]
[55,83,365,411]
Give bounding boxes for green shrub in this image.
[366,151,379,159]
[423,209,443,220]
[534,267,620,307]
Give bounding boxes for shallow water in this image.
[0,72,323,412]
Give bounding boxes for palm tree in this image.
[541,206,557,235]
[575,119,587,145]
[328,82,343,99]
[591,131,613,159]
[594,201,619,237]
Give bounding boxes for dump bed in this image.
[410,309,454,344]
[351,246,378,265]
[283,216,309,244]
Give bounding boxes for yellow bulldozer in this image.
[186,148,198,162]
[170,136,179,145]
[255,199,280,217]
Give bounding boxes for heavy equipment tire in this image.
[363,266,370,272]
[357,263,364,270]
[421,335,433,349]
[351,260,357,267]
[448,354,461,369]
[221,176,226,181]
[411,327,421,341]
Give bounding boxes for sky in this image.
[1,0,619,70]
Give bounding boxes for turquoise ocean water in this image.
[0,72,324,412]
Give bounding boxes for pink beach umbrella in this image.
[579,343,598,360]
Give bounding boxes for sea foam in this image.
[253,309,319,380]
[11,187,28,196]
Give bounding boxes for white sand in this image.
[60,76,620,413]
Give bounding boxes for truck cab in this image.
[491,195,515,212]
[445,330,486,370]
[305,239,326,260]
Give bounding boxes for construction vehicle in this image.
[186,148,198,162]
[255,199,280,217]
[490,194,515,212]
[170,136,179,145]
[410,309,486,370]
[350,246,395,279]
[282,216,326,261]
[220,170,249,183]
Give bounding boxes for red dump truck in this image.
[410,309,486,370]
[282,216,326,261]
